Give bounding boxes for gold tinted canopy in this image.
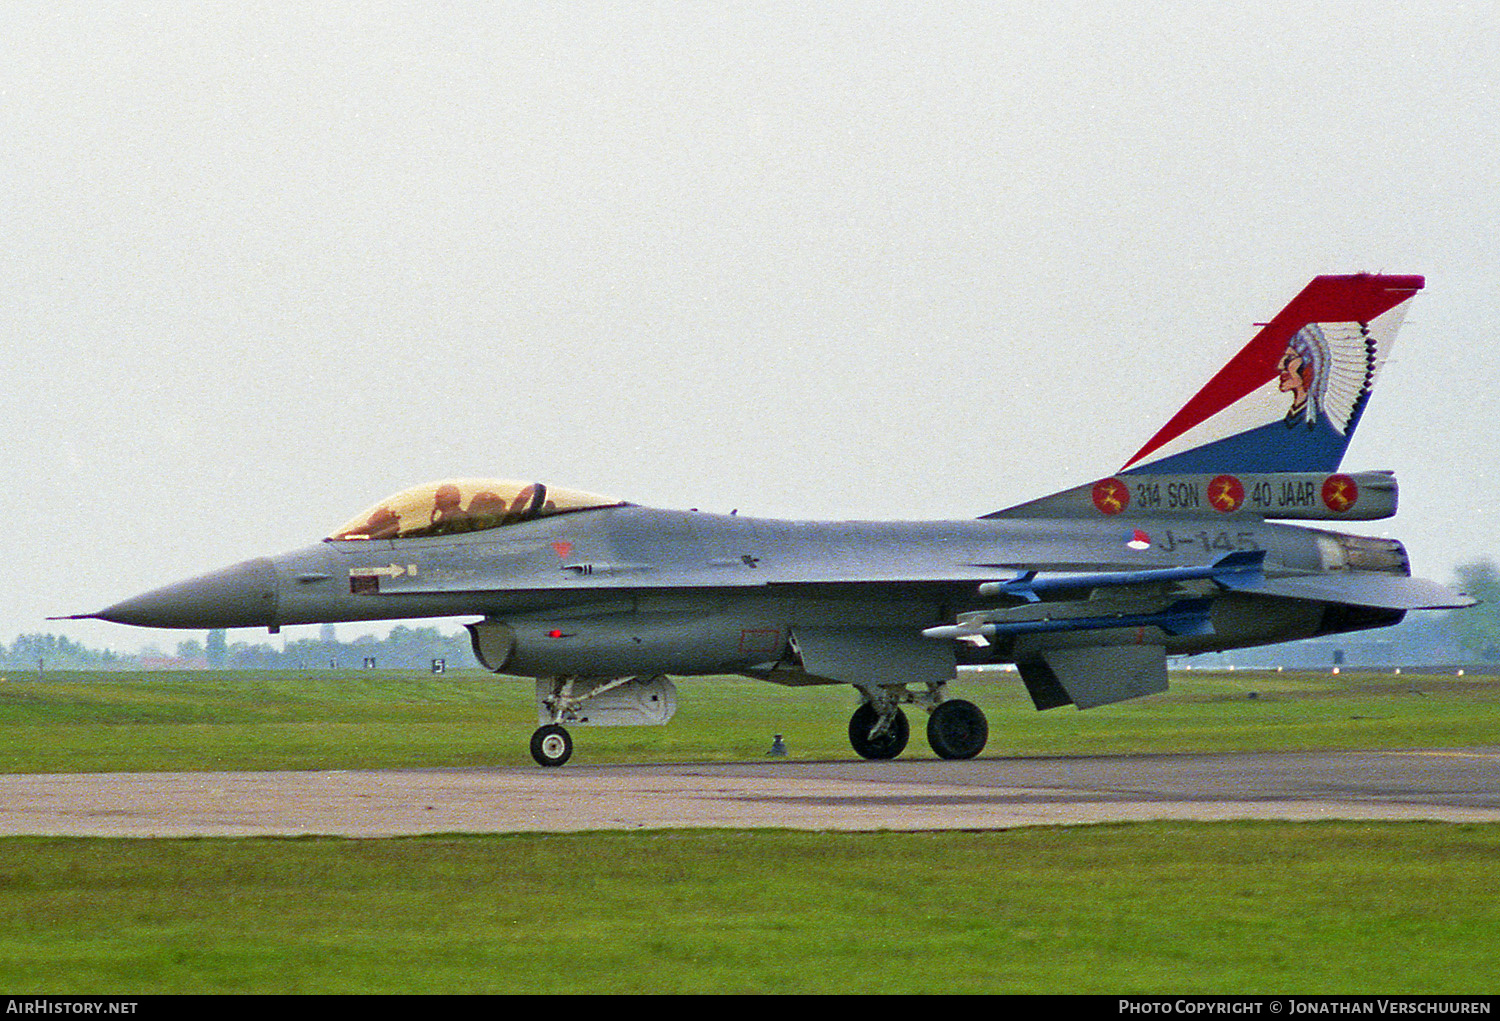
[328,478,624,541]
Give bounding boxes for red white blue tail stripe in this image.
[1122,274,1423,475]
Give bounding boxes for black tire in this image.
[530,724,573,767]
[848,703,909,760]
[926,699,988,760]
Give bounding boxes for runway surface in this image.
[2,746,1498,837]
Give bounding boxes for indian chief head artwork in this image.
[1276,321,1379,435]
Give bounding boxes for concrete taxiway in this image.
[1,747,1497,837]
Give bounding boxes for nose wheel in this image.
[529,724,573,767]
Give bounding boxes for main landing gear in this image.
[847,684,988,761]
[926,698,989,760]
[847,702,909,759]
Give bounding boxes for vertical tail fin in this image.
[1121,274,1423,474]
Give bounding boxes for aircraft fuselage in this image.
[94,505,1386,684]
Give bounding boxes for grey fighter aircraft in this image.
[67,273,1472,765]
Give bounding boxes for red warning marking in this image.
[738,629,782,656]
[1092,478,1130,515]
[551,541,574,558]
[1322,474,1359,512]
[1209,474,1245,513]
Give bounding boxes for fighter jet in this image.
[66,273,1472,765]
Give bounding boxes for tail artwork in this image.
[988,274,1424,524]
[1122,273,1423,475]
[976,271,1468,720]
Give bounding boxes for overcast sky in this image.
[4,2,1497,653]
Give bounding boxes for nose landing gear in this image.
[525,674,679,766]
[529,724,573,767]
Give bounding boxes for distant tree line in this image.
[233,625,476,671]
[1450,559,1500,660]
[3,633,132,670]
[1,625,475,671]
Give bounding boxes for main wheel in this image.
[530,724,573,767]
[848,703,909,760]
[926,699,988,760]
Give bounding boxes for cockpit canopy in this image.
[328,478,625,541]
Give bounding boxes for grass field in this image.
[1,667,1497,993]
[1,823,1498,994]
[0,666,1497,773]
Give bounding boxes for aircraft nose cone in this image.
[95,557,279,629]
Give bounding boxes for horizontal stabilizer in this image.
[1018,645,1168,711]
[1237,572,1475,611]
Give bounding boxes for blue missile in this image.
[974,550,1266,601]
[923,597,1216,641]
